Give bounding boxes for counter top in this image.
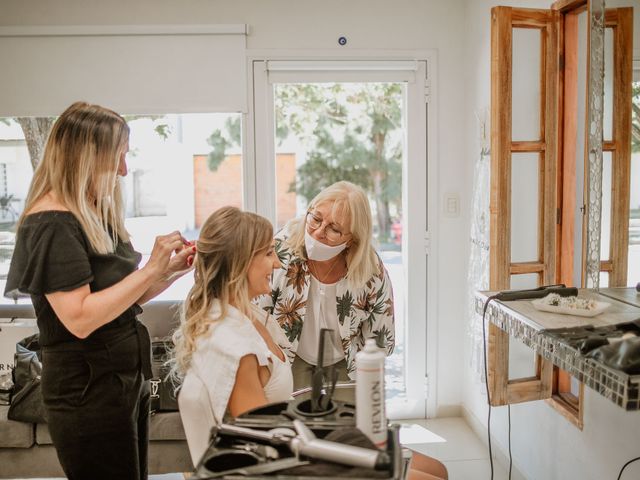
[475,288,640,410]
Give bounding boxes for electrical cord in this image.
[508,404,512,480]
[481,295,498,480]
[617,456,640,480]
[482,294,514,480]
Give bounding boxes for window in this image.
[0,113,243,303]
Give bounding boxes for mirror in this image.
[561,0,636,290]
[600,0,639,288]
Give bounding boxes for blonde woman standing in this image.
[259,181,395,390]
[173,206,292,466]
[4,102,194,480]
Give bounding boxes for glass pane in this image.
[599,271,609,288]
[0,118,33,304]
[512,28,541,141]
[273,82,407,401]
[509,337,536,379]
[603,28,614,141]
[570,376,580,396]
[0,113,243,303]
[125,113,242,301]
[600,151,612,260]
[630,79,640,286]
[511,153,539,263]
[510,273,539,290]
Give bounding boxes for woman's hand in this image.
[163,240,197,281]
[143,231,191,280]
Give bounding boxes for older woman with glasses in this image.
[259,181,395,390]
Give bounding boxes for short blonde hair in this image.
[287,181,379,288]
[172,206,273,375]
[20,101,130,253]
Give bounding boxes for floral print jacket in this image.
[258,221,395,378]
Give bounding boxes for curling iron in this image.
[213,421,391,471]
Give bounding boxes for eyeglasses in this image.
[306,211,347,243]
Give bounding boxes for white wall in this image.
[4,1,640,477]
[1,0,470,415]
[462,1,640,479]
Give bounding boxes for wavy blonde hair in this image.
[19,101,130,252]
[286,181,379,288]
[171,206,273,376]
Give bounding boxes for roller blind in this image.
[0,25,247,116]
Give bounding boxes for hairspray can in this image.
[355,338,387,449]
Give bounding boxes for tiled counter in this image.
[475,288,640,410]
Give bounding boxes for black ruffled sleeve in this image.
[5,215,94,298]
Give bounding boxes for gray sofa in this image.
[0,301,193,478]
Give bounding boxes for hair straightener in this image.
[494,284,578,302]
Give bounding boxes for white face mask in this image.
[304,230,347,262]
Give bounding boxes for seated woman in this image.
[259,181,395,390]
[171,206,292,465]
[172,205,445,479]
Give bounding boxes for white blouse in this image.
[296,276,345,366]
[178,301,293,466]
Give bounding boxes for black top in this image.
[4,211,142,346]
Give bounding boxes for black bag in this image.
[0,372,12,406]
[586,337,640,374]
[150,340,179,413]
[8,333,47,423]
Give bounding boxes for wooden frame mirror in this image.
[488,0,633,409]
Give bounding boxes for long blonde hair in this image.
[287,181,379,288]
[19,101,130,253]
[172,206,273,376]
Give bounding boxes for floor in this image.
[400,417,511,480]
[13,417,510,480]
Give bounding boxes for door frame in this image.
[244,51,439,418]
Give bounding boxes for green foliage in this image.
[207,116,241,171]
[122,115,171,140]
[153,124,172,140]
[277,83,404,241]
[200,82,405,240]
[206,130,229,170]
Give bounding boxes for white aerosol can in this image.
[355,338,387,449]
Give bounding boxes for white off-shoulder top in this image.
[178,301,293,466]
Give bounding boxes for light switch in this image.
[443,192,460,217]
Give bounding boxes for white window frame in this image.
[245,55,438,419]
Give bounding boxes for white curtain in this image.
[467,111,491,380]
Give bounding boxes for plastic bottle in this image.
[355,338,387,449]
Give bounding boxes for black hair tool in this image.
[495,284,578,302]
[310,330,326,412]
[213,422,392,471]
[311,328,338,413]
